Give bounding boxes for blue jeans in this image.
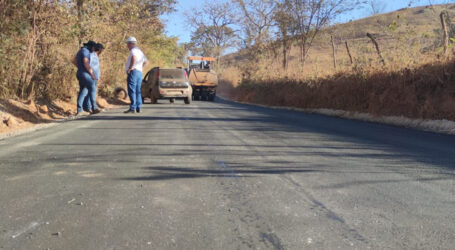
[127,70,143,111]
[83,80,98,111]
[77,72,97,113]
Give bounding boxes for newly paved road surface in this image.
[0,99,454,249]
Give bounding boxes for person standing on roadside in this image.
[72,40,97,116]
[83,43,104,114]
[124,36,148,113]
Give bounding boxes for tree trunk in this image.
[367,33,385,66]
[19,1,40,99]
[345,41,353,65]
[331,35,337,70]
[440,11,449,57]
[282,39,288,71]
[300,43,307,68]
[298,35,308,69]
[77,0,84,46]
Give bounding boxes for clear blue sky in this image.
[161,0,204,44]
[161,0,452,44]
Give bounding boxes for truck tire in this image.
[184,97,191,104]
[201,92,207,101]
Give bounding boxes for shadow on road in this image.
[37,98,455,185]
[121,166,319,181]
[118,165,454,183]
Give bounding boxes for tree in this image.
[273,0,295,70]
[0,0,179,100]
[287,0,357,68]
[234,0,277,48]
[187,1,238,58]
[368,0,387,16]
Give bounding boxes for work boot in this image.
[136,108,141,113]
[91,109,101,114]
[124,109,136,114]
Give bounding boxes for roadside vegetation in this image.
[187,1,455,121]
[0,0,184,133]
[0,0,183,101]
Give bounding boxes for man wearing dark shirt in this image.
[73,40,97,116]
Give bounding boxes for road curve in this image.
[0,98,454,249]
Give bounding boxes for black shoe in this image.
[124,109,136,114]
[91,109,101,114]
[136,108,141,113]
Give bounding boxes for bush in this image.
[234,60,455,120]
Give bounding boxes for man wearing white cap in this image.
[124,36,148,113]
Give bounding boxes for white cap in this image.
[126,36,137,44]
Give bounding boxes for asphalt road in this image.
[0,98,454,250]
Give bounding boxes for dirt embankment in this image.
[0,97,125,138]
[219,59,455,122]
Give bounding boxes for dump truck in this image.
[187,56,218,101]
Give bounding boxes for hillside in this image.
[221,4,455,84]
[218,4,455,123]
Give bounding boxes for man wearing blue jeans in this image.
[124,36,148,113]
[73,41,97,116]
[83,43,104,113]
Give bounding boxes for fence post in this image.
[345,41,353,65]
[367,33,386,66]
[331,35,337,70]
[440,11,449,57]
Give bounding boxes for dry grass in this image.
[227,59,455,120]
